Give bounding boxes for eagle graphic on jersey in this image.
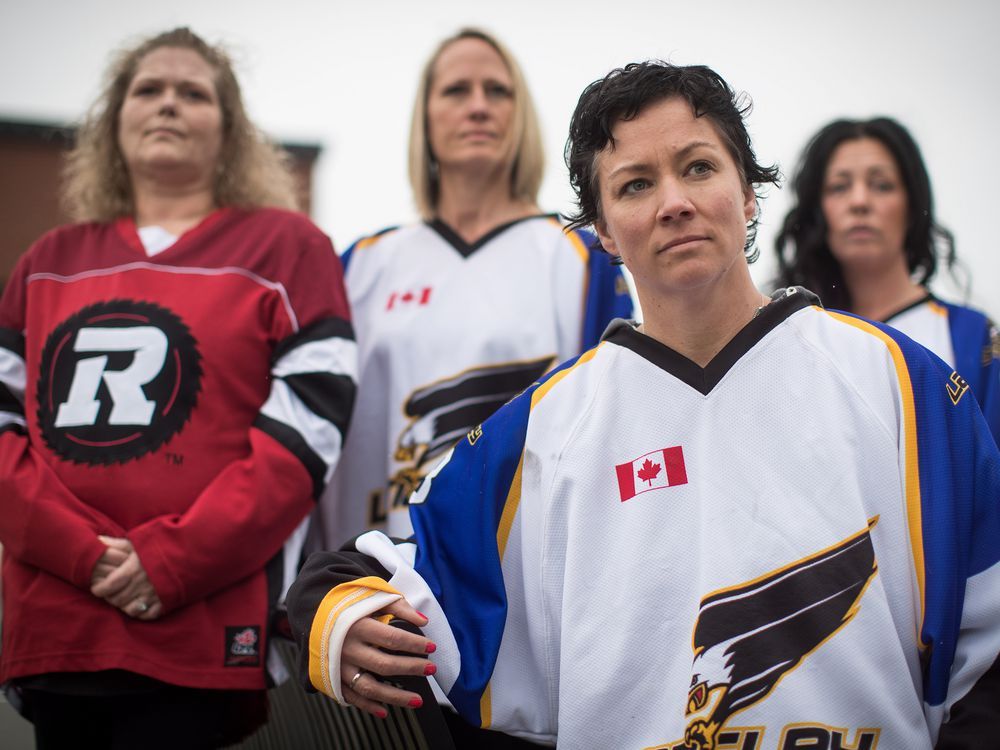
[682,518,879,750]
[380,355,554,513]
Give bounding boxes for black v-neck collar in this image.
[604,287,820,395]
[881,291,935,323]
[428,213,558,258]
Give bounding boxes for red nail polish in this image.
[424,663,436,676]
[416,610,428,621]
[425,642,436,654]
[408,697,423,709]
[376,709,388,719]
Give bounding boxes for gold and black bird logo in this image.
[680,519,880,750]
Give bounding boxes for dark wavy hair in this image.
[565,61,780,262]
[773,117,956,311]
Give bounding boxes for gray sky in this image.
[3,0,998,318]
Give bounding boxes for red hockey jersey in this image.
[0,207,356,690]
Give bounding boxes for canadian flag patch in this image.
[615,446,688,502]
[386,287,433,310]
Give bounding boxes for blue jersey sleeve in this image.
[945,303,1000,447]
[891,329,1000,732]
[407,353,582,724]
[407,386,531,722]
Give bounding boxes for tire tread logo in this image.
[37,299,202,464]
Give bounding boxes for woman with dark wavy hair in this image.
[774,117,998,441]
[0,27,356,748]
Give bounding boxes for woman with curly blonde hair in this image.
[63,26,298,222]
[0,27,356,748]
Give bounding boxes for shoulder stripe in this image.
[354,233,388,252]
[345,226,400,255]
[530,344,603,409]
[272,316,355,364]
[341,226,400,272]
[824,310,925,635]
[560,223,590,265]
[927,300,947,317]
[28,262,301,332]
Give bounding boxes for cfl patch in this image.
[225,626,261,667]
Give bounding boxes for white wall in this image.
[2,0,997,318]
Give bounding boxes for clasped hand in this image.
[90,535,163,620]
[341,600,436,718]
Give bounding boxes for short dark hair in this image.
[773,117,956,311]
[564,61,779,262]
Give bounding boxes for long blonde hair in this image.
[63,27,298,222]
[407,28,545,220]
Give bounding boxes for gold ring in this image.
[349,670,365,690]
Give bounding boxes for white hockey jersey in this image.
[291,288,1000,749]
[313,215,633,545]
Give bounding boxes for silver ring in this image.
[349,670,365,690]
[135,600,149,613]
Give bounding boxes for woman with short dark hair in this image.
[289,62,1000,748]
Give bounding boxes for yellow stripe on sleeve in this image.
[478,346,604,725]
[565,227,597,352]
[554,219,589,265]
[479,682,493,729]
[498,344,603,559]
[554,223,593,349]
[530,345,603,409]
[824,310,926,634]
[477,448,524,729]
[308,576,403,698]
[353,228,397,253]
[496,452,525,562]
